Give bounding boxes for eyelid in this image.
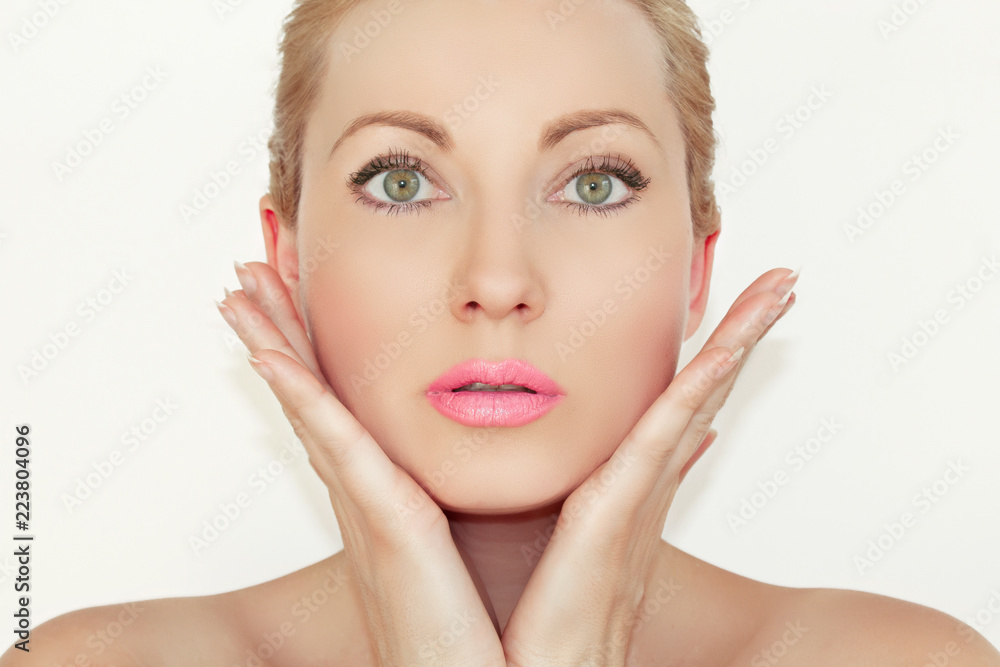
[348,149,452,205]
[348,150,647,215]
[363,167,449,204]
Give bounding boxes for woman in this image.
[7,0,999,664]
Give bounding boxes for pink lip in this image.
[426,358,566,427]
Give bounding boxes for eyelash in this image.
[345,147,651,218]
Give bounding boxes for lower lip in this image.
[425,390,564,427]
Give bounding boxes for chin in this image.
[411,447,593,516]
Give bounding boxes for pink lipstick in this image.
[426,358,566,427]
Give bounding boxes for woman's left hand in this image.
[500,267,800,667]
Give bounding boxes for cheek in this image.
[300,237,420,412]
[561,253,689,464]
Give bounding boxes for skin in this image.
[6,0,1000,665]
[283,0,703,637]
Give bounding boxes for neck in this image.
[444,501,563,634]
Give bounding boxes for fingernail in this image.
[774,266,802,299]
[247,353,274,382]
[215,299,237,329]
[713,346,745,380]
[764,289,793,327]
[234,261,258,298]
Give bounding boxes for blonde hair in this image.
[266,0,721,239]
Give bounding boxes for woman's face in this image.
[263,0,717,513]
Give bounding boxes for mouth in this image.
[426,358,565,427]
[451,382,537,393]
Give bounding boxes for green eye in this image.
[576,173,613,205]
[383,169,421,202]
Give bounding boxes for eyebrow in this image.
[328,108,662,160]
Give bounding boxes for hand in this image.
[500,267,800,666]
[218,261,506,667]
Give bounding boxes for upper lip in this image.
[427,358,566,396]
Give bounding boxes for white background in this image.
[2,0,999,652]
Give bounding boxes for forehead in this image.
[304,0,683,169]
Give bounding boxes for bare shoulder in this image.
[730,585,1000,666]
[0,551,370,666]
[217,548,375,665]
[645,543,1000,666]
[0,593,243,665]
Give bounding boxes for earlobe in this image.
[683,228,721,341]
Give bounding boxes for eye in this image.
[365,168,434,204]
[549,154,651,218]
[346,147,449,216]
[562,172,630,206]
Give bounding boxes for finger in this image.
[721,267,799,321]
[234,260,325,381]
[616,344,739,490]
[245,348,401,519]
[625,283,787,482]
[678,428,717,483]
[758,291,796,342]
[219,289,320,385]
[670,290,797,482]
[711,270,799,354]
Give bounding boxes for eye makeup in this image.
[345,146,652,218]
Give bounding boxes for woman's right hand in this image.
[218,260,506,667]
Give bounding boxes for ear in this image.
[683,228,721,341]
[259,194,304,321]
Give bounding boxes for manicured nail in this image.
[713,346,745,380]
[775,266,802,299]
[247,353,274,382]
[234,261,258,298]
[215,299,237,329]
[764,289,793,327]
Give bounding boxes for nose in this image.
[448,201,546,325]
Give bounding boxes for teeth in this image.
[453,382,536,393]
